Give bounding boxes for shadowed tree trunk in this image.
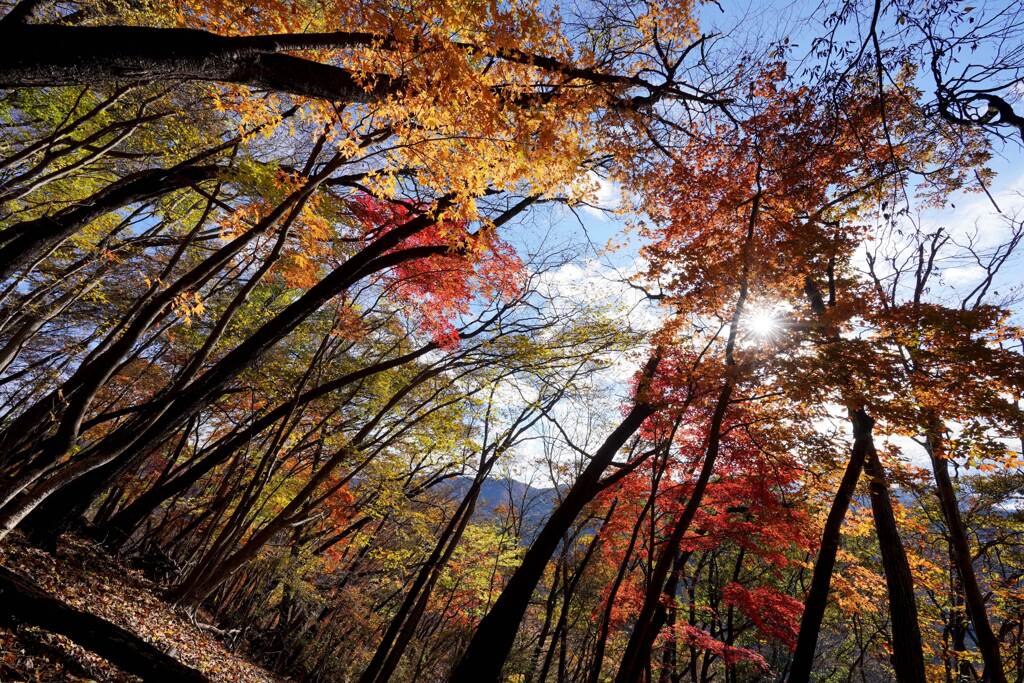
[788,412,869,682]
[926,423,1007,683]
[791,276,926,683]
[0,24,395,102]
[860,418,926,683]
[613,166,764,683]
[0,21,687,113]
[448,352,660,683]
[612,375,732,683]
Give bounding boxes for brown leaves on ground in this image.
[0,533,279,683]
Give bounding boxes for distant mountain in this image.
[440,477,559,532]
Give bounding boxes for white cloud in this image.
[580,171,621,220]
[941,263,988,285]
[536,257,665,338]
[855,168,1024,304]
[921,170,1024,249]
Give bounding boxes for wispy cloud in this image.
[580,171,621,220]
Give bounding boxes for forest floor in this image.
[0,533,278,682]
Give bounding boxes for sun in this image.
[745,309,779,338]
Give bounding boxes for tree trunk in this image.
[861,429,926,683]
[0,24,395,102]
[795,276,927,682]
[0,165,221,280]
[0,21,645,111]
[360,471,488,683]
[787,411,870,683]
[926,425,1007,683]
[613,376,732,683]
[448,368,658,683]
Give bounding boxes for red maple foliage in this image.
[353,195,524,348]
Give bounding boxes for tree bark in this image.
[612,376,732,683]
[0,24,396,103]
[861,423,926,683]
[793,277,927,682]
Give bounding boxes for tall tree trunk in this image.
[861,427,926,683]
[0,24,396,102]
[926,423,1007,683]
[359,471,489,683]
[788,415,868,682]
[613,168,763,683]
[656,551,686,683]
[947,541,971,682]
[612,375,732,683]
[793,277,926,682]
[447,356,659,683]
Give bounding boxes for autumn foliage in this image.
[0,0,1023,682]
